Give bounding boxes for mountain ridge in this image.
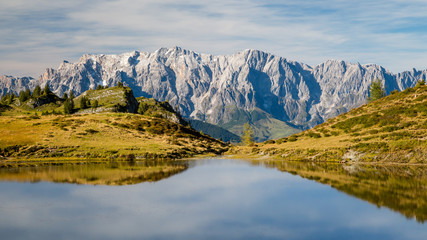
[1,47,425,138]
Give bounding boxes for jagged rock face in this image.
[0,75,38,97]
[2,47,424,128]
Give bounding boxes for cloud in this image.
[0,0,427,77]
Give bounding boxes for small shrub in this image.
[381,126,402,132]
[287,135,298,142]
[354,142,389,152]
[368,129,379,134]
[390,140,420,150]
[85,129,99,134]
[307,131,321,138]
[330,131,339,136]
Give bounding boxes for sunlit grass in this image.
[230,85,427,163]
[0,112,228,161]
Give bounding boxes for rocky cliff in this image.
[1,47,424,130]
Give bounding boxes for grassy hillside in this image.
[0,85,228,165]
[231,84,427,163]
[74,86,138,113]
[220,107,300,142]
[0,112,228,163]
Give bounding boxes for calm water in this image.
[0,158,426,240]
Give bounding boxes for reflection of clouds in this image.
[0,159,426,239]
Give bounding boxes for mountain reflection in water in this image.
[0,160,189,185]
[251,160,427,223]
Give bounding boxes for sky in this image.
[1,0,427,77]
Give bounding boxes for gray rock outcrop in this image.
[1,47,424,129]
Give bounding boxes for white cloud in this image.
[0,0,427,76]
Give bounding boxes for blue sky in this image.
[1,0,427,77]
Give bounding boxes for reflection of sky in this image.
[0,159,426,240]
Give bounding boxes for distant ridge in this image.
[1,47,425,139]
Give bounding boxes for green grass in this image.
[231,85,427,163]
[0,112,228,162]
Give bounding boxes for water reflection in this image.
[251,160,427,223]
[0,158,426,240]
[0,160,189,185]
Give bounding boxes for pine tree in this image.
[18,89,31,102]
[9,93,16,104]
[69,90,74,100]
[18,90,25,102]
[80,96,88,109]
[24,89,31,100]
[43,83,51,95]
[92,100,99,108]
[0,94,7,104]
[415,79,426,88]
[242,122,254,146]
[33,85,41,98]
[3,93,10,104]
[368,79,386,102]
[62,92,68,100]
[64,99,74,114]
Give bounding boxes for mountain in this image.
[234,83,427,163]
[188,119,241,143]
[0,75,38,97]
[1,47,424,139]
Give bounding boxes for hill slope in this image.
[232,84,427,163]
[0,87,228,164]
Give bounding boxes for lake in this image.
[0,158,426,240]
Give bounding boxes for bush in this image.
[368,79,386,102]
[390,90,399,95]
[307,131,321,138]
[287,135,298,142]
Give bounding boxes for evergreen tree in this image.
[0,94,7,104]
[19,89,31,102]
[117,82,123,87]
[242,122,254,146]
[92,100,99,108]
[43,83,51,95]
[3,93,10,104]
[96,85,103,90]
[368,79,386,102]
[80,96,88,109]
[18,90,25,102]
[24,89,31,100]
[63,92,68,100]
[69,90,74,100]
[415,79,426,88]
[9,93,16,104]
[33,85,41,98]
[64,99,74,114]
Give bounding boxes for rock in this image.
[1,47,423,131]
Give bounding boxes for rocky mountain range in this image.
[1,47,425,137]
